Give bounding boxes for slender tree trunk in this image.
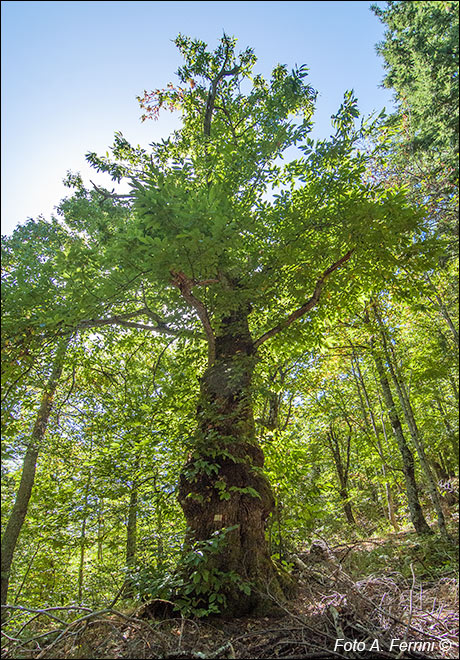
[97,499,104,563]
[153,474,165,568]
[1,341,67,608]
[122,451,142,598]
[275,491,285,559]
[373,352,432,535]
[341,491,356,525]
[435,397,454,436]
[77,471,91,603]
[177,308,292,616]
[448,373,458,404]
[126,488,138,567]
[380,472,396,527]
[425,274,459,348]
[326,429,355,525]
[375,309,449,538]
[123,485,138,598]
[13,541,42,605]
[77,525,86,603]
[378,400,400,530]
[351,356,399,531]
[378,395,405,510]
[434,396,459,468]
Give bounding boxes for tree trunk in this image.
[152,473,165,568]
[449,374,458,404]
[77,470,91,603]
[13,541,42,605]
[1,341,67,609]
[373,353,432,535]
[375,309,449,538]
[378,410,400,532]
[123,485,138,598]
[434,396,459,469]
[341,492,356,525]
[425,274,459,348]
[126,488,138,567]
[177,309,292,616]
[351,357,399,531]
[97,499,104,563]
[326,429,356,525]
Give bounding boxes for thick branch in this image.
[76,307,193,338]
[171,271,216,364]
[254,249,354,349]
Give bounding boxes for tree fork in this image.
[172,252,357,614]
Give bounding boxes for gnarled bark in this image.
[177,309,293,615]
[173,253,354,616]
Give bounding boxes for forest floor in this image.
[2,524,458,660]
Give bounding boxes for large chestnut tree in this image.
[31,35,425,615]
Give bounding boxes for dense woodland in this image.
[1,2,459,658]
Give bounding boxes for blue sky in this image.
[1,1,393,235]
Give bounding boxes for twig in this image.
[404,563,416,642]
[178,616,185,652]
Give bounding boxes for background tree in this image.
[372,1,459,179]
[372,0,459,246]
